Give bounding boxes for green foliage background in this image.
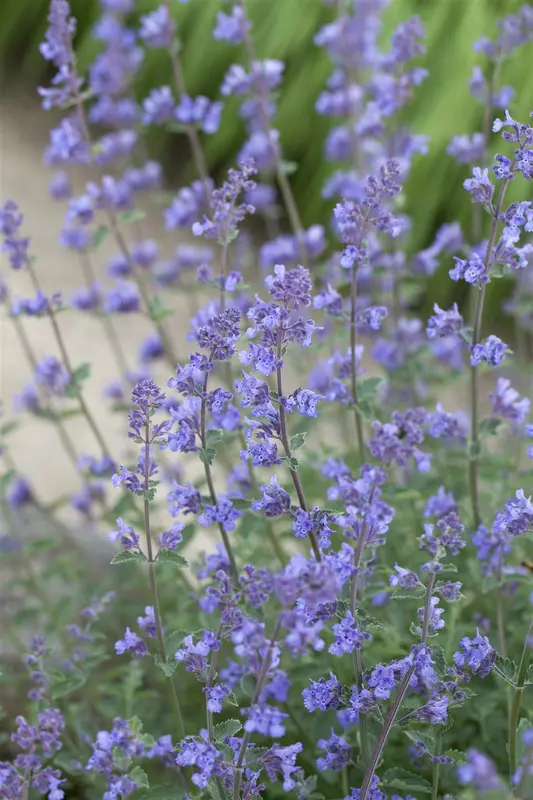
[2,0,533,315]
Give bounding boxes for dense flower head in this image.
[192,160,257,242]
[453,630,496,679]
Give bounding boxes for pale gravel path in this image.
[0,92,204,517]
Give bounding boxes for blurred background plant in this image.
[2,0,533,321]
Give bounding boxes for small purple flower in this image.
[490,378,530,427]
[302,672,341,712]
[426,303,464,339]
[329,611,371,655]
[470,335,508,367]
[368,664,396,700]
[389,564,421,590]
[453,630,496,679]
[114,627,148,658]
[139,5,175,48]
[203,683,230,713]
[450,253,489,286]
[316,731,351,772]
[458,749,502,791]
[243,704,287,738]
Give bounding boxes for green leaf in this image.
[491,262,506,278]
[240,673,257,698]
[290,432,307,450]
[444,748,466,765]
[140,788,187,800]
[65,362,91,398]
[382,768,433,795]
[206,782,226,800]
[232,497,252,510]
[459,327,473,345]
[154,654,178,677]
[199,447,216,466]
[164,630,187,655]
[119,209,146,224]
[213,719,242,741]
[206,428,224,448]
[155,550,188,567]
[279,159,298,175]
[479,418,502,437]
[355,400,373,421]
[51,669,87,699]
[288,456,300,471]
[358,376,385,400]
[110,550,146,565]
[467,439,482,460]
[0,420,20,438]
[91,225,111,249]
[147,295,174,321]
[481,574,500,594]
[403,726,437,754]
[127,766,149,789]
[430,645,448,678]
[494,654,518,685]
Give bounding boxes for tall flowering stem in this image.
[24,259,111,459]
[142,422,186,740]
[164,0,211,197]
[508,620,533,778]
[78,251,131,380]
[468,174,512,527]
[276,329,321,562]
[200,365,239,582]
[232,619,282,800]
[235,0,308,259]
[358,572,437,800]
[3,289,79,470]
[350,259,366,461]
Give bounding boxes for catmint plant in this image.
[3,1,533,799]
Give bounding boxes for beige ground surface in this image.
[0,91,201,518]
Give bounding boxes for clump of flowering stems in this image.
[2,1,533,799]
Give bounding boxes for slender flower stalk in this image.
[200,366,239,582]
[358,572,437,800]
[67,60,179,368]
[3,292,79,470]
[469,174,512,526]
[164,0,210,198]
[235,0,308,259]
[432,730,443,800]
[276,329,321,561]
[350,260,366,461]
[24,259,111,459]
[142,420,186,740]
[78,252,131,380]
[232,619,282,800]
[508,620,533,778]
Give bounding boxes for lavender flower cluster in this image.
[2,1,533,799]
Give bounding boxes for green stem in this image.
[232,620,282,800]
[237,0,308,260]
[200,366,239,582]
[143,422,186,740]
[25,262,111,459]
[78,252,130,379]
[468,174,512,527]
[350,262,366,461]
[509,621,533,779]
[9,310,79,469]
[358,573,437,800]
[432,731,443,800]
[275,330,321,561]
